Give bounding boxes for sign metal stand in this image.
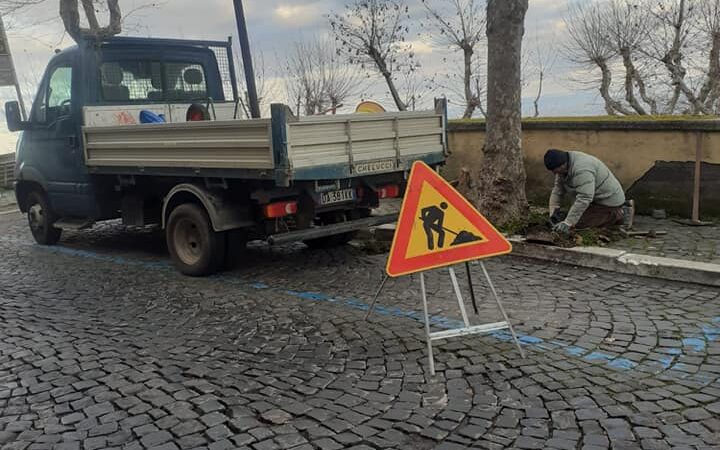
[367,161,527,376]
[366,262,525,376]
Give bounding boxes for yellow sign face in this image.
[387,162,512,277]
[404,181,487,259]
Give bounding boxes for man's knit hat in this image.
[544,149,569,171]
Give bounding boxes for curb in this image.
[509,238,720,288]
[367,223,720,287]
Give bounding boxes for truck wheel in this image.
[26,191,62,245]
[166,203,225,276]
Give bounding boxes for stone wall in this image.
[447,120,720,217]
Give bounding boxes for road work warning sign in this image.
[386,162,512,277]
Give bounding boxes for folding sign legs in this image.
[480,262,526,359]
[422,264,526,376]
[364,273,389,321]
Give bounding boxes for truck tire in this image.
[26,190,62,245]
[166,203,226,276]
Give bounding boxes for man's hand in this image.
[553,221,571,234]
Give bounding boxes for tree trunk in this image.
[462,46,476,119]
[597,58,633,115]
[60,0,122,43]
[620,48,647,115]
[699,32,720,109]
[371,51,406,111]
[469,0,529,226]
[533,69,543,118]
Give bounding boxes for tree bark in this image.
[370,49,406,111]
[533,69,543,117]
[700,32,720,109]
[461,46,477,119]
[469,0,528,226]
[620,48,647,115]
[60,0,121,43]
[597,58,633,115]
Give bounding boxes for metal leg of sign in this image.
[480,262,526,359]
[420,272,436,376]
[465,262,479,314]
[364,274,389,321]
[448,268,470,327]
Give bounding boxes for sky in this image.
[0,0,604,154]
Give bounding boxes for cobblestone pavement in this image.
[611,216,719,264]
[1,211,719,450]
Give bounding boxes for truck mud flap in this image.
[267,213,398,245]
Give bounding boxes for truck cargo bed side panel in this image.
[83,119,274,170]
[287,111,444,179]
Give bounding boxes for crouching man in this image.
[544,149,630,234]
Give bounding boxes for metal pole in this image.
[480,262,526,359]
[448,268,470,327]
[232,0,260,119]
[465,262,479,314]
[420,272,435,376]
[0,15,26,120]
[364,274,389,321]
[692,132,702,222]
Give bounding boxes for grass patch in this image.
[499,209,548,236]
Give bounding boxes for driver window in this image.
[35,66,72,123]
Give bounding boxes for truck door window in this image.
[35,66,72,123]
[100,61,207,102]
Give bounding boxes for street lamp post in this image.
[232,0,261,119]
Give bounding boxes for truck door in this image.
[24,53,93,217]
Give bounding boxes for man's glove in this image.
[553,221,571,234]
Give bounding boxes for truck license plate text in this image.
[320,188,355,205]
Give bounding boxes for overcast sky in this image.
[0,0,602,153]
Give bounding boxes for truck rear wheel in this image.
[166,203,225,276]
[26,190,62,245]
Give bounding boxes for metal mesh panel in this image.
[100,61,210,103]
[209,45,235,102]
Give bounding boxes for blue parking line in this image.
[21,242,720,383]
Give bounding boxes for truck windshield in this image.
[99,60,208,103]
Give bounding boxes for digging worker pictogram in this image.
[420,202,448,250]
[420,202,484,251]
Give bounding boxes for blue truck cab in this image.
[6,37,447,276]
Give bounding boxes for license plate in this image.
[320,188,355,205]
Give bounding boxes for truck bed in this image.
[82,104,446,182]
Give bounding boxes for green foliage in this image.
[499,210,548,236]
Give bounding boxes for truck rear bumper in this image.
[267,213,397,245]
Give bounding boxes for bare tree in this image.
[564,1,633,115]
[525,30,558,117]
[697,0,720,111]
[462,0,528,226]
[329,0,413,111]
[285,38,361,116]
[421,0,486,118]
[605,0,657,114]
[564,0,720,116]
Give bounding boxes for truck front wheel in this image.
[166,203,225,276]
[26,190,62,245]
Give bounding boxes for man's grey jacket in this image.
[549,151,626,226]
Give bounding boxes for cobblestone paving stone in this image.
[1,212,719,450]
[611,216,719,264]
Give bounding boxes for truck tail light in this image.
[378,184,400,199]
[263,201,297,218]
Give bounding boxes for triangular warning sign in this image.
[386,161,512,277]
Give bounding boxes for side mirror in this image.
[5,101,29,132]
